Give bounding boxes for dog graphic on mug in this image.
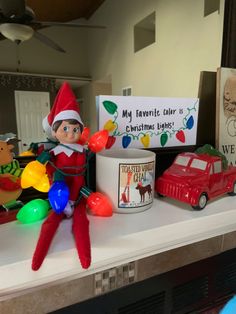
[136,182,152,202]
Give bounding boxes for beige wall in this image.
[0,1,224,93]
[0,1,225,131]
[88,0,224,97]
[78,81,112,133]
[0,27,90,77]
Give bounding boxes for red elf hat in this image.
[42,82,83,138]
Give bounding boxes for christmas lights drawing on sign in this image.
[97,96,199,149]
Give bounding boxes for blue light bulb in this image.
[186,115,194,129]
[48,181,69,214]
[122,135,131,148]
[221,296,236,314]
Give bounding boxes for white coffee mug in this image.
[96,149,156,213]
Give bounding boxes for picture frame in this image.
[216,67,236,166]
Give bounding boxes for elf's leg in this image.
[32,211,64,271]
[72,198,91,269]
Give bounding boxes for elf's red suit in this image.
[47,144,86,201]
[32,146,91,271]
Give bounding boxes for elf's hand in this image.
[78,127,90,146]
[88,130,108,153]
[21,151,50,189]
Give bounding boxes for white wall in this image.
[88,0,224,97]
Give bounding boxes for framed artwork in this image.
[216,67,236,165]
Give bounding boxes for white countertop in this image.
[1,195,236,300]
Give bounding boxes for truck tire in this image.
[228,181,236,196]
[192,193,208,210]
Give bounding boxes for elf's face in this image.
[53,121,81,144]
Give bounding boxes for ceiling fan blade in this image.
[33,30,66,53]
[0,32,6,40]
[32,21,106,29]
[0,0,25,17]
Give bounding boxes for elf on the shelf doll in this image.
[21,82,112,271]
[43,82,87,218]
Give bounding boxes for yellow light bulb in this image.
[21,160,46,189]
[19,150,35,157]
[140,134,150,148]
[103,120,116,132]
[33,173,50,192]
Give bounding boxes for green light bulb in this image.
[160,133,168,147]
[16,199,50,224]
[103,100,118,114]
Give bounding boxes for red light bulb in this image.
[176,130,185,143]
[106,136,116,149]
[88,130,109,153]
[87,192,113,217]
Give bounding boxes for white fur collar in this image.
[51,143,84,157]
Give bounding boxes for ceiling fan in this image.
[0,0,105,53]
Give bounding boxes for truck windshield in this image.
[190,158,207,170]
[175,156,190,166]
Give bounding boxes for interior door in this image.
[14,91,50,153]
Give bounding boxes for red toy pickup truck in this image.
[156,152,236,210]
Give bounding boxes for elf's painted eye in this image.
[63,126,69,132]
[73,127,80,133]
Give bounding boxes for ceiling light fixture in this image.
[0,23,34,44]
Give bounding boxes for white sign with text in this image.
[97,95,199,149]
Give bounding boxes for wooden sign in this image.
[97,95,199,149]
[216,67,236,165]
